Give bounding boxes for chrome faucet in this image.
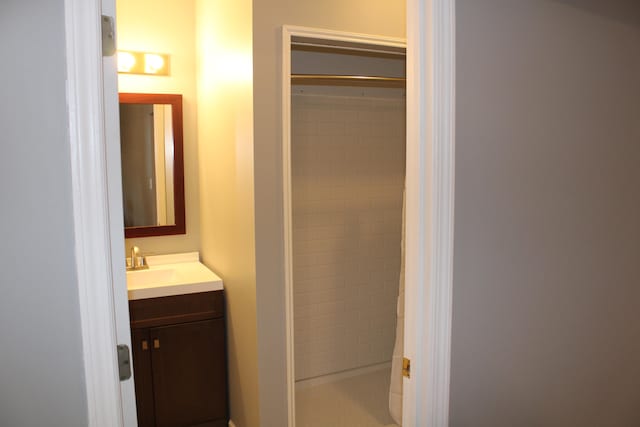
[127,246,148,271]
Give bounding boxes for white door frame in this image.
[404,0,455,425]
[64,0,455,426]
[64,0,136,426]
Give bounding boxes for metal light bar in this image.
[117,51,170,76]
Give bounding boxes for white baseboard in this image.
[295,361,392,391]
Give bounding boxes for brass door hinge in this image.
[402,357,411,378]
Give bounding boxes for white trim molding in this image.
[283,25,406,48]
[64,1,124,426]
[281,27,296,427]
[404,0,456,426]
[281,25,407,427]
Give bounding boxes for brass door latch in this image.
[402,357,411,378]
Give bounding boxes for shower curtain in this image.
[389,189,406,425]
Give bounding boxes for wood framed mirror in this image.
[119,93,185,238]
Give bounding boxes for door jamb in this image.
[404,0,456,425]
[64,0,131,425]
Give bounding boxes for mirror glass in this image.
[119,93,185,238]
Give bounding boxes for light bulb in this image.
[145,54,165,74]
[117,51,136,73]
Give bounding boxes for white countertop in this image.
[126,252,223,300]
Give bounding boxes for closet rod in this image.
[291,74,406,87]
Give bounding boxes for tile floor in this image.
[295,367,399,427]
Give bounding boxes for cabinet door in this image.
[131,328,156,427]
[150,319,227,427]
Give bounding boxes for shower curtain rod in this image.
[291,73,406,87]
[291,41,406,57]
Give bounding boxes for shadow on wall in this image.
[552,0,640,27]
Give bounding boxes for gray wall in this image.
[0,1,88,426]
[452,1,640,426]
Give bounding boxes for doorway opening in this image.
[282,27,407,427]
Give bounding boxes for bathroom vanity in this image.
[127,253,227,427]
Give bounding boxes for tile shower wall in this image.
[292,93,405,381]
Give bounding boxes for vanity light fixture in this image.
[117,50,170,76]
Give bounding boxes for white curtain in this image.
[389,189,405,425]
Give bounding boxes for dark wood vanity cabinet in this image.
[129,291,228,427]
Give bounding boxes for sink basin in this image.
[126,252,223,300]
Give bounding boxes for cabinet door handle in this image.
[153,338,160,349]
[141,340,149,351]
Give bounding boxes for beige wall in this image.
[196,1,259,426]
[452,1,640,425]
[117,0,201,256]
[252,1,406,424]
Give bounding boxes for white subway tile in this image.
[292,94,405,381]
